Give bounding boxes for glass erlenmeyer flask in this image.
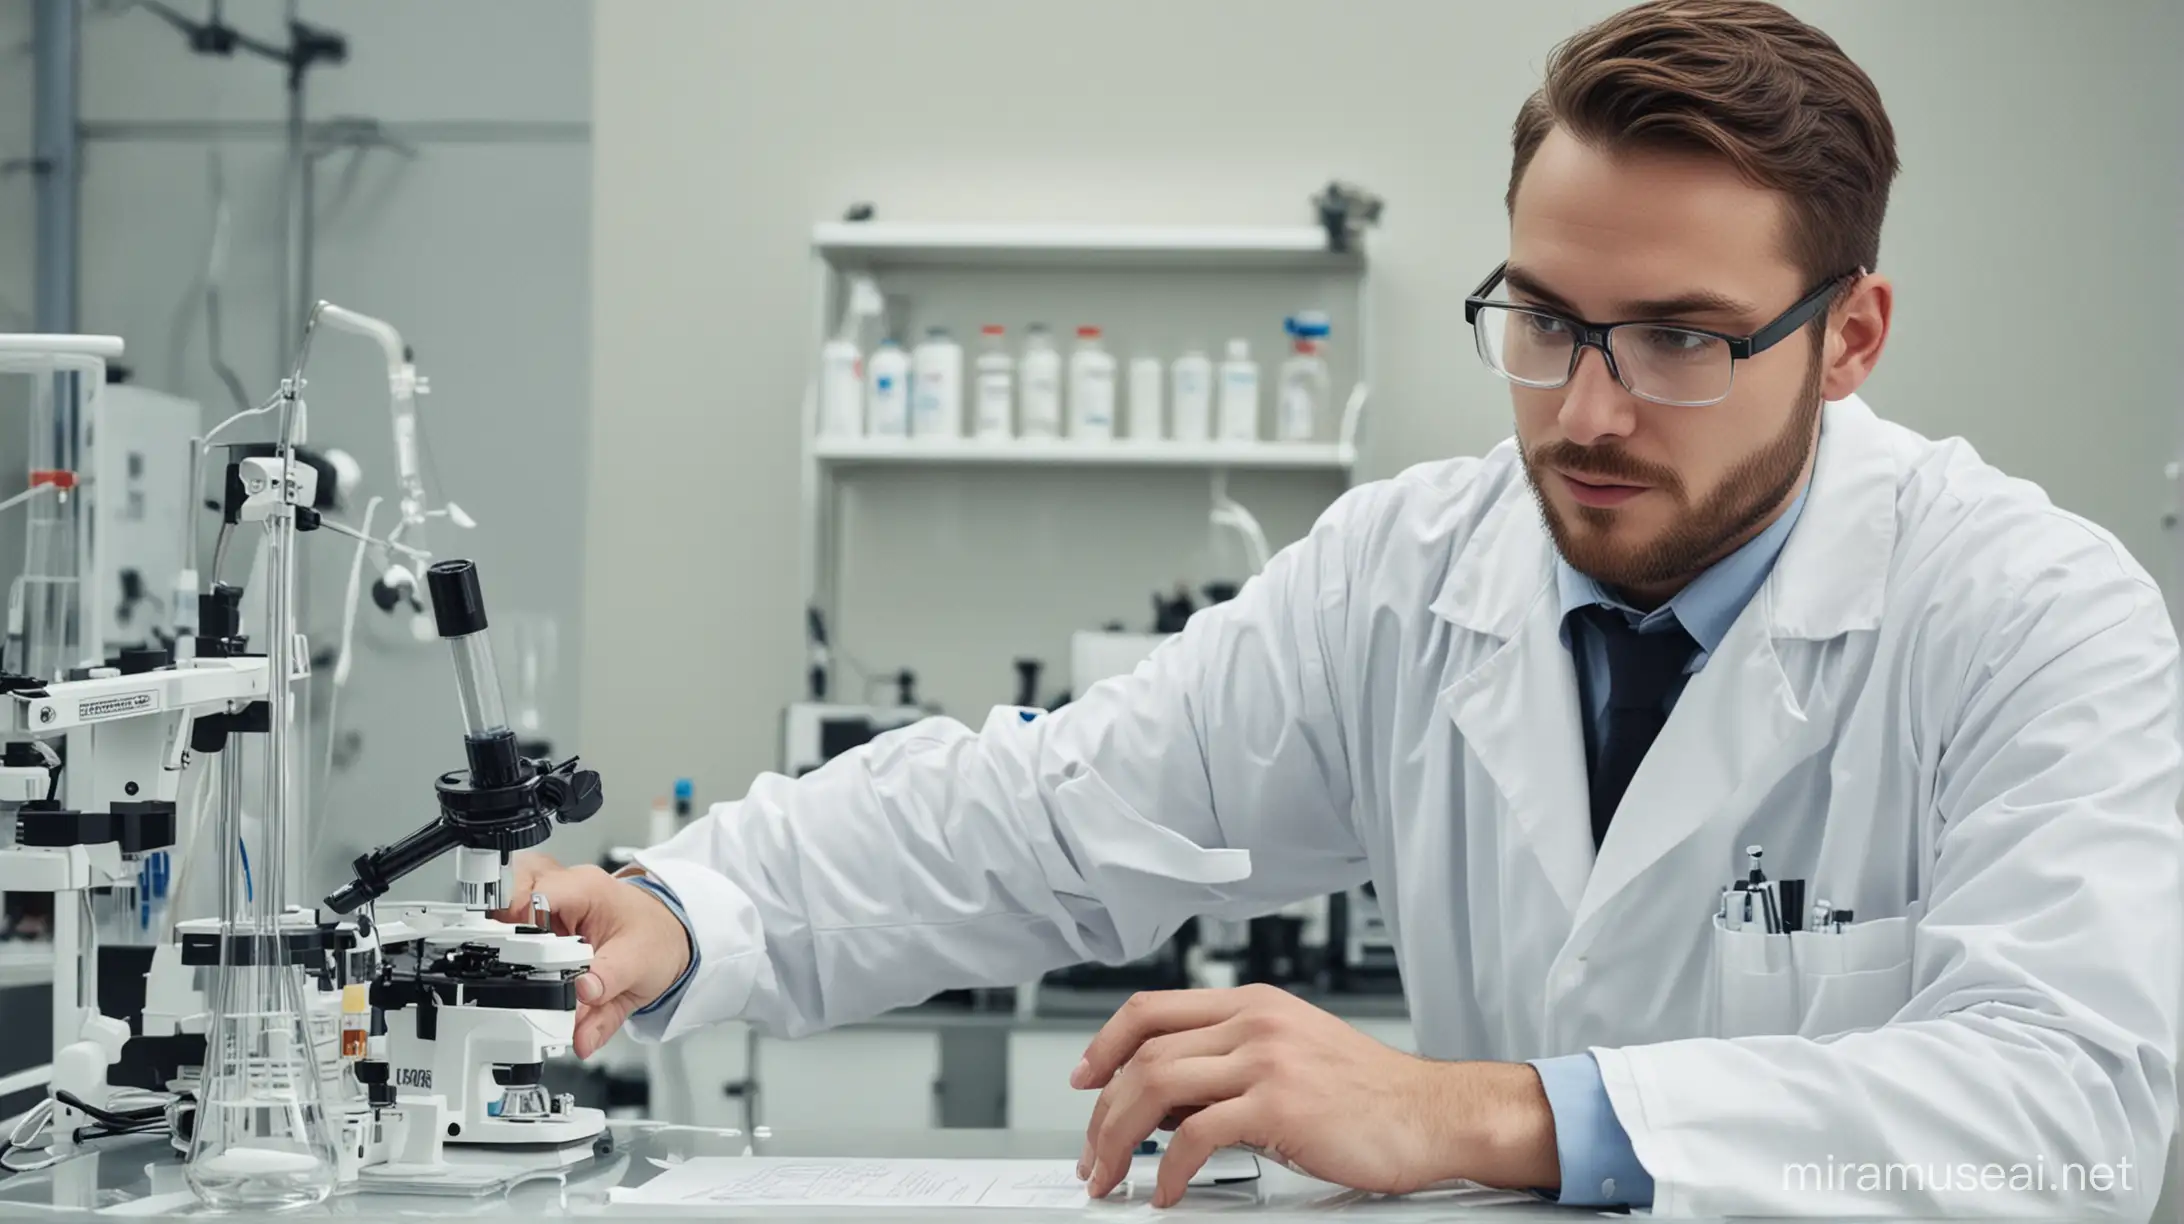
[186,477,339,1208]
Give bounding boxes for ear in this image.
[1820,273,1892,401]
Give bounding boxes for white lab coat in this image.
[636,395,2182,1217]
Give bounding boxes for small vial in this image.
[340,984,369,1059]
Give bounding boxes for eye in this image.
[1519,312,1571,339]
[1634,326,1720,360]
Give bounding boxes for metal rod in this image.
[31,0,78,334]
[277,0,306,379]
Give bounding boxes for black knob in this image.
[548,768,603,825]
[491,1062,544,1087]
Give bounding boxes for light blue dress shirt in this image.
[1529,478,1810,1207]
[624,874,699,1019]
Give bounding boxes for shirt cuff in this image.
[622,874,699,1019]
[1528,1052,1654,1207]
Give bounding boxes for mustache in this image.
[1528,440,1682,494]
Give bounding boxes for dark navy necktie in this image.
[1579,605,1698,848]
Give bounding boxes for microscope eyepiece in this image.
[426,559,488,639]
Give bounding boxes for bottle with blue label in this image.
[866,339,910,437]
[1277,312,1332,442]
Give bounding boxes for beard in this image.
[1522,339,1824,595]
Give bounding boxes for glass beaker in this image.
[185,491,339,1209]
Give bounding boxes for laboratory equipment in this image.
[646,796,674,849]
[1329,883,1400,993]
[1277,312,1331,443]
[643,779,696,848]
[972,324,1013,440]
[1067,326,1116,440]
[303,304,474,644]
[185,363,342,1210]
[1170,346,1212,441]
[910,327,963,439]
[818,273,885,440]
[1012,659,1044,709]
[1312,180,1385,254]
[1127,355,1163,441]
[1217,339,1259,441]
[818,339,862,438]
[323,558,609,1170]
[1017,324,1062,439]
[782,701,925,778]
[87,383,202,651]
[817,273,880,441]
[865,339,909,438]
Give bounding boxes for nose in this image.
[1557,345,1638,447]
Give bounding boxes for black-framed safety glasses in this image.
[1462,262,1858,407]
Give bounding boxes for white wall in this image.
[66,0,594,898]
[585,0,2184,829]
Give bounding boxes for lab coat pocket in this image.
[1791,912,1914,1038]
[1049,770,1253,955]
[1711,918,1799,1038]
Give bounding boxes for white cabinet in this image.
[642,1022,754,1130]
[1005,1028,1101,1132]
[754,1028,944,1131]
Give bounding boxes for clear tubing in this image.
[448,630,509,738]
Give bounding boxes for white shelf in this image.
[813,436,1356,471]
[811,222,1363,271]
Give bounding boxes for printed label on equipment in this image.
[76,691,157,723]
[396,1067,433,1089]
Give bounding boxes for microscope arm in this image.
[323,755,603,915]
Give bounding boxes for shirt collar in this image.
[1556,478,1812,655]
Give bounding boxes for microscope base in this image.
[454,1106,607,1147]
[354,1102,614,1196]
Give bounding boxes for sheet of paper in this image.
[612,1158,1097,1210]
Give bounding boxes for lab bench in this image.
[0,1120,1564,1220]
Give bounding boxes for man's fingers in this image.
[577,923,674,1010]
[1079,1020,1241,1177]
[1154,1098,1262,1209]
[519,863,619,937]
[1086,1057,1254,1200]
[490,852,563,922]
[574,992,639,1059]
[1073,989,1250,1091]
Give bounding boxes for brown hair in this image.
[1509,0,1899,288]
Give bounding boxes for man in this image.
[506,0,2181,1213]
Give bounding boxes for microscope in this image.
[0,581,278,1149]
[324,559,607,1174]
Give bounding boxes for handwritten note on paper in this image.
[613,1158,1099,1210]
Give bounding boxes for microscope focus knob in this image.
[538,763,604,826]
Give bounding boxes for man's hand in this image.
[492,853,691,1057]
[1072,984,1558,1208]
